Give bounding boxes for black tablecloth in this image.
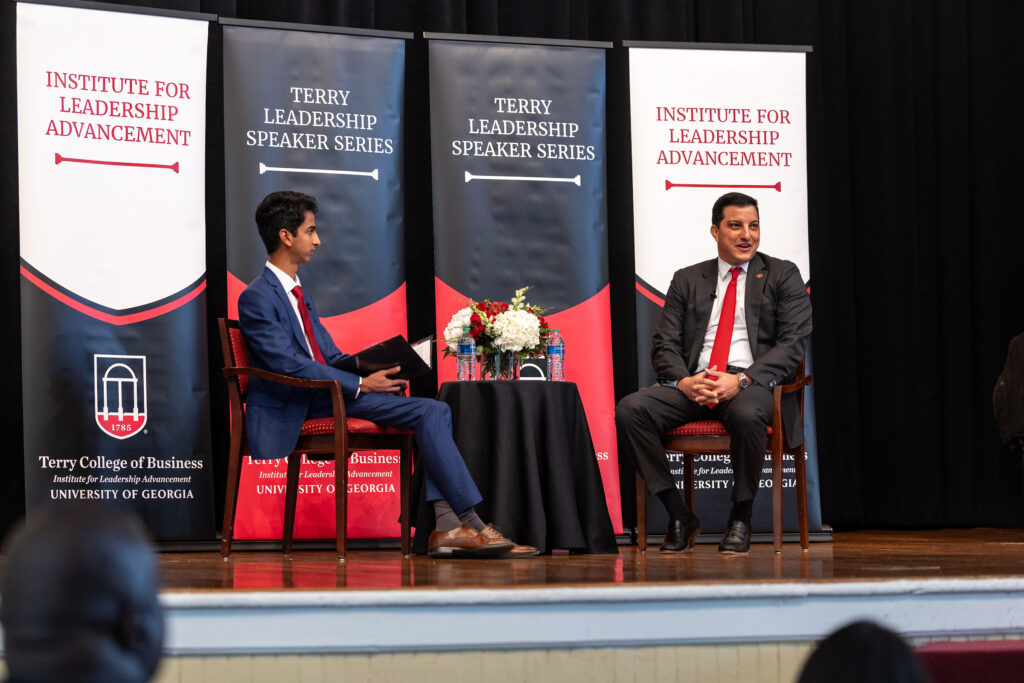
[412,381,617,554]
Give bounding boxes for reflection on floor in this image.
[156,529,1024,592]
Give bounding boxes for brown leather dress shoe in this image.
[428,524,513,558]
[506,543,540,558]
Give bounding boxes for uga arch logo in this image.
[94,354,147,439]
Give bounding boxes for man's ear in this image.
[278,228,293,247]
[710,224,720,243]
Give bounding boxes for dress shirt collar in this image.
[717,257,749,280]
[266,261,301,292]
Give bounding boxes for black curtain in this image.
[2,0,1021,539]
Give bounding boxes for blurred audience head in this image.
[1,502,164,683]
[797,620,931,683]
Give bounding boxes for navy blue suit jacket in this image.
[238,266,362,460]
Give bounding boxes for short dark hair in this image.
[711,192,759,226]
[1,503,164,683]
[797,621,930,683]
[255,190,318,254]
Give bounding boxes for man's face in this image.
[280,210,320,264]
[710,204,760,266]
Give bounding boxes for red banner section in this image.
[435,277,622,532]
[231,283,408,540]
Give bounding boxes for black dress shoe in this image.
[660,515,701,553]
[718,520,751,554]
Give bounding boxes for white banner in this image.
[18,2,207,311]
[630,47,809,291]
[628,45,820,535]
[17,2,213,540]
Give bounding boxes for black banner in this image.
[222,23,408,540]
[428,37,622,532]
[223,24,405,315]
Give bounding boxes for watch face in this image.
[739,374,750,388]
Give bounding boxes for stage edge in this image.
[125,578,1024,654]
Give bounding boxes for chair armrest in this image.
[222,366,348,422]
[223,366,341,390]
[776,374,812,396]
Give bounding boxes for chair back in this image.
[218,318,251,397]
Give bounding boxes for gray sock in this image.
[457,506,485,532]
[433,500,460,532]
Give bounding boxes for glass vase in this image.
[482,351,520,380]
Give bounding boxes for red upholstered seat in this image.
[663,420,772,436]
[241,417,411,454]
[301,417,411,436]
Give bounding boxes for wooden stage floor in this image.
[158,529,1024,593]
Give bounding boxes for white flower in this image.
[491,309,540,352]
[443,307,474,352]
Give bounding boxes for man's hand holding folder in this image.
[337,335,433,381]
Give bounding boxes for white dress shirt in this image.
[696,258,754,372]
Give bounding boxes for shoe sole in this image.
[718,539,750,554]
[659,526,701,553]
[427,542,514,558]
[451,542,514,558]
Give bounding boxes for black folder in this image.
[336,335,432,381]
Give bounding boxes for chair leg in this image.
[220,431,245,557]
[635,473,647,552]
[335,452,348,560]
[771,443,784,554]
[400,437,412,558]
[282,453,302,555]
[795,445,809,550]
[684,454,696,550]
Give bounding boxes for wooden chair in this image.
[218,318,413,559]
[636,362,812,553]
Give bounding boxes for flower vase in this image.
[483,351,519,380]
[497,351,520,380]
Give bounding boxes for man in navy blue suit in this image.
[239,190,535,558]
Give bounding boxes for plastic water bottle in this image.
[456,327,476,381]
[546,329,565,381]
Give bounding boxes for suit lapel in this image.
[689,259,719,366]
[262,267,309,355]
[745,253,767,355]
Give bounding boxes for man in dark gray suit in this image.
[616,192,812,554]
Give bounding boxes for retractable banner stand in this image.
[16,2,213,538]
[628,45,822,535]
[429,37,622,533]
[223,24,407,540]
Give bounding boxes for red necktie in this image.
[291,285,326,364]
[707,267,742,392]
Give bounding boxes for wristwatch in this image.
[737,372,751,390]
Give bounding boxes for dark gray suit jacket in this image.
[651,251,812,445]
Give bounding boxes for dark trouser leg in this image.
[615,384,706,495]
[716,384,772,505]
